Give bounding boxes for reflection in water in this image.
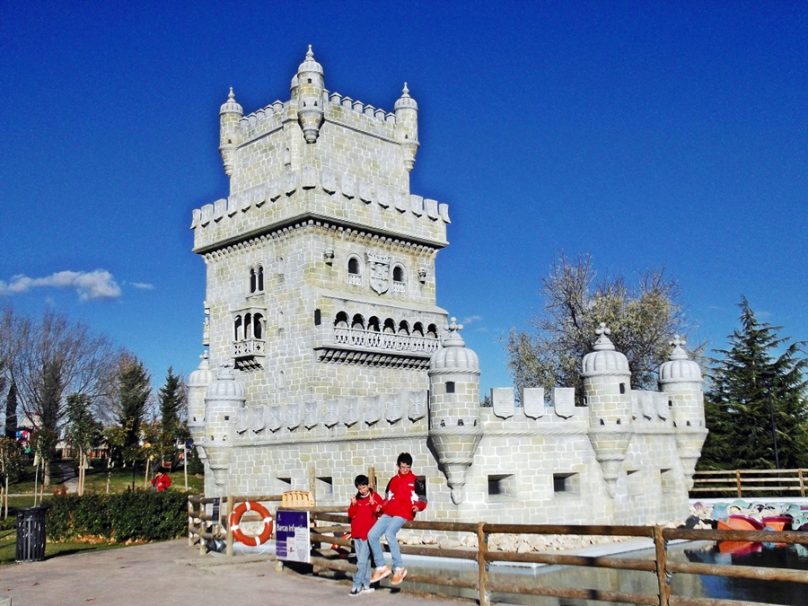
[404,542,808,605]
[683,542,808,606]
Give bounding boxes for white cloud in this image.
[130,282,155,290]
[461,315,483,326]
[0,270,122,301]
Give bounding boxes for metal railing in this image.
[691,468,808,497]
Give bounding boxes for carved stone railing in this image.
[233,338,266,358]
[333,326,439,354]
[347,274,362,286]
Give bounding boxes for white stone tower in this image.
[427,318,482,504]
[659,335,708,489]
[582,324,633,497]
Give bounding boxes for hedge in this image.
[46,491,187,542]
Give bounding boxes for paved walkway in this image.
[1,540,470,606]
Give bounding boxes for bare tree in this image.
[507,253,689,399]
[10,310,116,485]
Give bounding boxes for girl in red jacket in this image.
[347,474,382,596]
[368,453,427,586]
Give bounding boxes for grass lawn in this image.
[8,466,203,496]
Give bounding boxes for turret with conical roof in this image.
[428,318,482,504]
[294,45,325,143]
[582,324,633,498]
[659,335,707,489]
[394,83,419,171]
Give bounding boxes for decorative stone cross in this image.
[448,317,463,332]
[595,322,611,337]
[670,334,686,348]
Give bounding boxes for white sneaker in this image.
[361,586,375,594]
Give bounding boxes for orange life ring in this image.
[229,501,273,546]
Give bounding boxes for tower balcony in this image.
[315,325,440,369]
[233,338,265,370]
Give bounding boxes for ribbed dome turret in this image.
[394,82,418,111]
[659,336,702,383]
[206,364,245,400]
[187,352,213,389]
[219,87,243,116]
[429,318,479,373]
[297,44,323,75]
[581,323,630,377]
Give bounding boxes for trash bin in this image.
[16,506,47,562]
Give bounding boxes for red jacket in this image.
[348,490,382,539]
[152,473,171,492]
[381,471,427,521]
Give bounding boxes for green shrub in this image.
[45,490,186,542]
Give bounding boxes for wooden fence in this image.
[691,468,807,498]
[186,494,808,606]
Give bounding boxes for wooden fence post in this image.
[187,497,194,546]
[799,469,805,498]
[368,466,377,491]
[735,469,742,497]
[653,526,671,606]
[199,500,207,556]
[225,495,235,556]
[477,522,490,606]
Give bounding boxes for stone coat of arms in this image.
[367,252,390,294]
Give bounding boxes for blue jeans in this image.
[352,538,370,589]
[367,514,407,571]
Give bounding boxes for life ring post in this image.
[226,495,235,556]
[228,498,274,549]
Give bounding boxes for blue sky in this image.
[1,1,806,395]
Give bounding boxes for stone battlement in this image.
[236,89,400,148]
[190,167,450,254]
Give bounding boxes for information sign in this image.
[275,510,310,563]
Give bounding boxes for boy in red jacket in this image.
[368,452,427,586]
[347,474,382,596]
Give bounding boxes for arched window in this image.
[249,268,256,293]
[398,320,410,335]
[348,257,360,275]
[383,318,396,333]
[427,323,438,338]
[393,265,405,282]
[368,316,380,332]
[234,316,243,340]
[244,313,252,340]
[257,266,264,291]
[253,313,263,339]
[352,314,365,330]
[314,309,321,326]
[412,322,424,336]
[334,312,349,328]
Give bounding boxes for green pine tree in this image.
[157,367,186,464]
[116,355,151,461]
[701,297,808,469]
